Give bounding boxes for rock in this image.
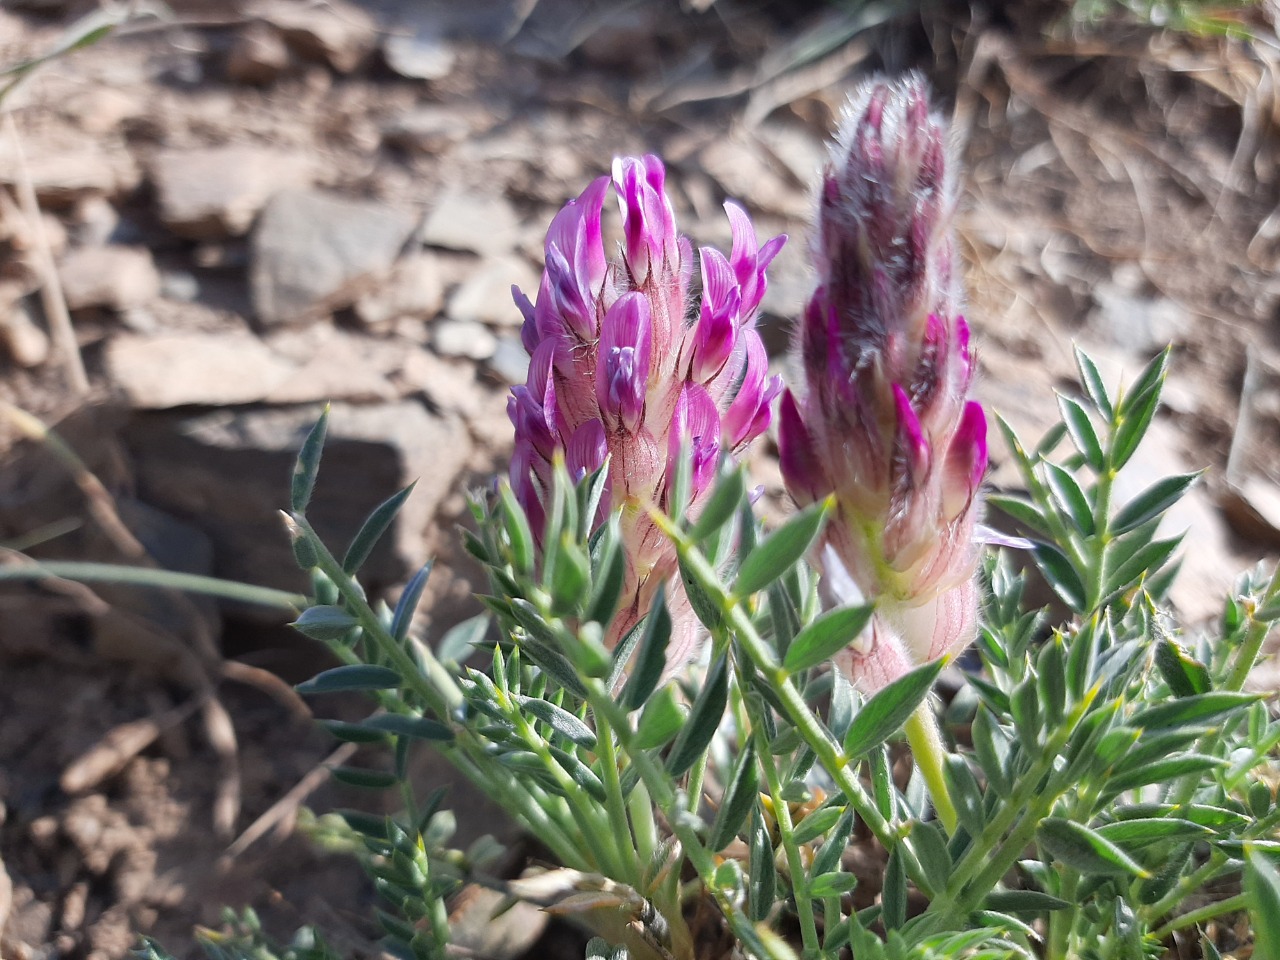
[151,146,316,240]
[353,252,445,329]
[105,331,292,408]
[0,299,49,368]
[251,189,418,326]
[61,88,144,137]
[699,135,810,219]
[421,190,520,256]
[433,319,496,360]
[58,246,161,312]
[1089,281,1191,354]
[70,196,122,247]
[488,334,529,385]
[0,135,137,207]
[447,256,538,327]
[383,28,456,81]
[1222,479,1280,549]
[125,401,472,597]
[245,0,377,74]
[753,122,825,186]
[382,105,473,155]
[225,22,291,85]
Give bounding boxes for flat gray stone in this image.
[433,318,496,360]
[58,245,160,312]
[151,146,316,239]
[447,256,538,327]
[251,189,418,326]
[421,190,519,256]
[126,401,472,599]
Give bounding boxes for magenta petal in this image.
[596,292,652,433]
[777,389,827,505]
[722,331,769,447]
[667,383,721,501]
[942,401,987,518]
[692,247,740,381]
[892,384,930,484]
[566,418,608,483]
[545,175,608,293]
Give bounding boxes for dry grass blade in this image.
[1,116,87,396]
[220,742,358,862]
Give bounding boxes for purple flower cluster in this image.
[778,74,988,691]
[508,154,784,668]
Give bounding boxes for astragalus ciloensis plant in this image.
[109,81,1280,960]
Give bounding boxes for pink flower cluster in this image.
[778,74,988,691]
[507,76,987,690]
[508,155,784,668]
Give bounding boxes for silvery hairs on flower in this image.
[778,73,988,691]
[509,154,785,675]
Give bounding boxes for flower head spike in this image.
[779,73,987,692]
[510,154,786,676]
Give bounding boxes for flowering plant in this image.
[110,76,1280,960]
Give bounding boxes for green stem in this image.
[596,713,641,887]
[657,516,931,895]
[1045,867,1079,960]
[904,705,957,835]
[1226,562,1280,693]
[1142,850,1231,923]
[1150,892,1249,941]
[1086,466,1116,612]
[744,678,822,958]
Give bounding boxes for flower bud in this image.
[779,73,987,691]
[510,155,785,676]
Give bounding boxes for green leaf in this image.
[622,590,671,711]
[1131,692,1259,731]
[1249,847,1280,960]
[882,845,907,929]
[709,743,759,851]
[810,810,855,879]
[635,685,686,749]
[549,534,590,615]
[809,872,858,898]
[1111,473,1200,536]
[984,890,1070,913]
[843,659,945,758]
[297,664,401,694]
[734,500,829,597]
[666,653,728,777]
[748,806,776,922]
[291,406,329,513]
[1104,755,1227,796]
[688,468,746,543]
[1032,542,1087,611]
[516,695,597,748]
[292,605,359,641]
[586,518,626,628]
[1113,803,1248,830]
[987,494,1055,538]
[1038,818,1149,878]
[1075,348,1114,420]
[497,482,536,577]
[319,719,388,743]
[679,552,724,631]
[362,713,454,741]
[1104,535,1181,601]
[330,766,399,789]
[1112,351,1169,470]
[783,604,874,674]
[343,484,415,575]
[791,805,844,847]
[1095,818,1213,847]
[391,562,433,643]
[436,613,488,664]
[1058,395,1105,471]
[1043,462,1095,536]
[910,820,952,894]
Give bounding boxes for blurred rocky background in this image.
[1,0,1279,956]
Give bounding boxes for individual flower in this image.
[509,154,785,673]
[778,73,987,691]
